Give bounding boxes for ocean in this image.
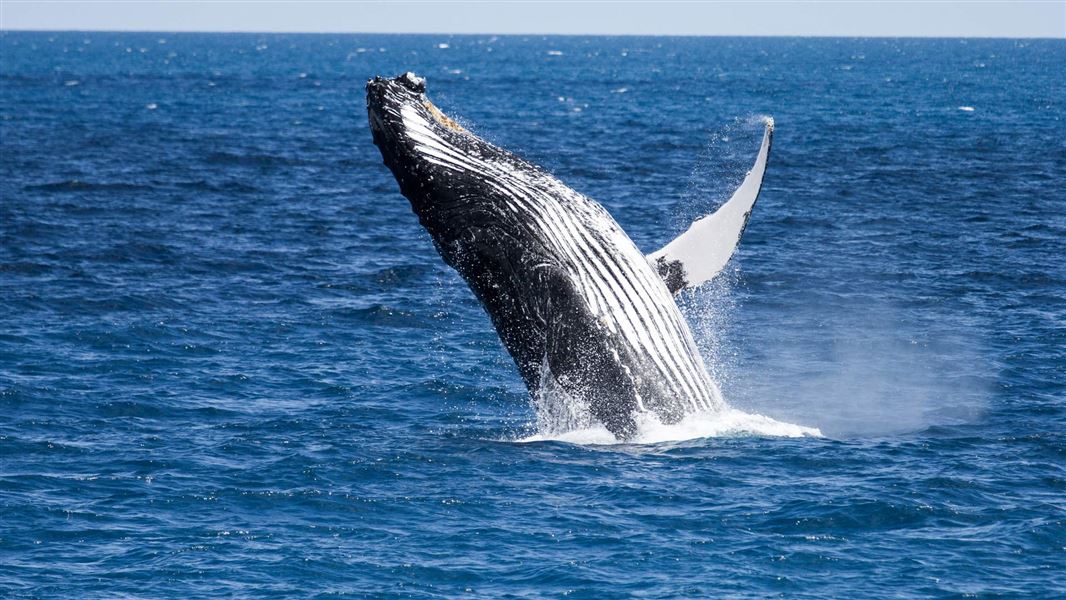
[1,32,1063,597]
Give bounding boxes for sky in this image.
[1,1,1064,38]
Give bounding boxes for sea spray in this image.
[725,297,990,437]
[531,358,596,436]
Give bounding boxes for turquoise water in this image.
[1,32,1064,597]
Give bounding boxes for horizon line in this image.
[2,28,1063,40]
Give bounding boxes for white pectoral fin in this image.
[648,117,774,294]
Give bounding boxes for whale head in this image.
[366,73,486,224]
[367,71,555,286]
[366,72,428,145]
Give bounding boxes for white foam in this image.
[517,408,821,445]
[958,106,975,112]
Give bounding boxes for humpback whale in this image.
[367,72,773,440]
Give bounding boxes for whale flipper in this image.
[648,119,774,294]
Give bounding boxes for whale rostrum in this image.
[367,72,773,439]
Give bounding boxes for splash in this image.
[531,355,597,435]
[520,358,820,445]
[519,407,820,445]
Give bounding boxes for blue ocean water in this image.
[1,31,1064,597]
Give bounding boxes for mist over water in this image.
[745,301,988,436]
[2,32,1063,597]
[687,282,990,438]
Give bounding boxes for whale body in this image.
[366,72,773,439]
